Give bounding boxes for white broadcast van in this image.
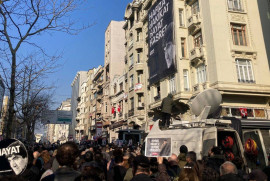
[145,89,268,170]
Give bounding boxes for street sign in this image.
[42,110,72,124]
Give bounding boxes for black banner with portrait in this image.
[148,0,176,85]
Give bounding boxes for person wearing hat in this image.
[130,155,169,181]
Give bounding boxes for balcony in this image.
[193,82,209,93]
[135,63,143,71]
[187,13,201,31]
[135,83,143,93]
[189,46,206,63]
[134,41,143,50]
[133,22,143,30]
[128,108,135,117]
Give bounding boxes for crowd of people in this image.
[0,141,269,181]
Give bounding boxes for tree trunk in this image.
[6,52,16,138]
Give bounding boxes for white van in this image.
[145,89,268,170]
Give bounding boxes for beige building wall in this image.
[103,21,126,127]
[124,0,270,132]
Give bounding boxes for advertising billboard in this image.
[148,0,176,84]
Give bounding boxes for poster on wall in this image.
[145,137,172,157]
[148,0,176,85]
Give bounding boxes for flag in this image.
[111,107,115,114]
[240,108,247,118]
[117,105,121,113]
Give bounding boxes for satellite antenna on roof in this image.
[189,89,222,121]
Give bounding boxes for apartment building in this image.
[124,0,270,137]
[75,81,88,140]
[103,21,126,140]
[123,1,148,131]
[108,74,127,142]
[71,71,87,141]
[89,66,104,141]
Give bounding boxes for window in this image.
[137,30,141,41]
[137,72,142,83]
[235,59,255,83]
[129,54,134,66]
[169,75,176,94]
[181,38,186,58]
[130,34,133,47]
[228,0,243,11]
[179,9,184,27]
[130,75,134,88]
[105,102,107,113]
[231,24,247,46]
[120,82,123,91]
[137,52,141,63]
[196,64,207,83]
[114,84,117,94]
[191,1,200,15]
[130,97,134,110]
[183,69,190,91]
[154,83,161,101]
[194,31,203,47]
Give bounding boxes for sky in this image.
[29,0,132,109]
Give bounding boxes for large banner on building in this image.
[148,0,176,84]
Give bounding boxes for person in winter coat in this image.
[218,161,243,181]
[41,142,81,181]
[107,155,127,181]
[178,145,188,169]
[160,93,175,128]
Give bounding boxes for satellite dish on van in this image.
[189,89,222,117]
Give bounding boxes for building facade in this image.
[123,0,270,144]
[103,21,126,142]
[123,1,149,132]
[71,71,87,141]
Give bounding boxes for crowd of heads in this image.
[0,141,269,181]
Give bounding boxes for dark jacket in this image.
[178,153,187,168]
[156,164,170,181]
[161,94,174,114]
[167,161,181,181]
[107,165,127,181]
[206,155,225,174]
[131,174,153,181]
[41,166,81,181]
[218,173,243,181]
[21,165,40,181]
